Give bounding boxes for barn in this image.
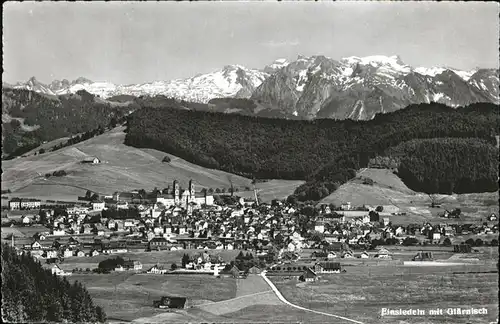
[82,157,101,164]
[153,296,187,309]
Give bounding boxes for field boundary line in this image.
[194,290,273,307]
[261,271,365,324]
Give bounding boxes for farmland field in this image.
[68,272,237,322]
[132,273,340,323]
[271,264,499,324]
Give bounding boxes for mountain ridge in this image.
[5,55,499,120]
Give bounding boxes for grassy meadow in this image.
[67,272,237,322]
[271,264,499,324]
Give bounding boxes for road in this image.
[260,271,365,324]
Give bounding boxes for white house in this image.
[52,265,71,276]
[116,202,129,210]
[63,248,73,258]
[327,252,337,259]
[22,216,33,225]
[341,202,351,211]
[82,157,101,164]
[360,251,370,259]
[52,229,67,236]
[314,223,325,233]
[92,201,105,211]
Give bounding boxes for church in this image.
[155,180,214,209]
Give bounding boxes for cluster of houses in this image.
[4,183,498,275]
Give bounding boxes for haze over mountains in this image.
[5,55,499,120]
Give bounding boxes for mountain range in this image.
[4,55,499,120]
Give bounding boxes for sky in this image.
[3,1,499,84]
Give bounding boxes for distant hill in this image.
[1,88,130,158]
[125,101,499,201]
[319,168,499,223]
[1,126,303,202]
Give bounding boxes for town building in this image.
[92,201,105,211]
[9,198,41,210]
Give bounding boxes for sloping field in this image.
[320,168,499,223]
[237,179,305,202]
[2,127,303,202]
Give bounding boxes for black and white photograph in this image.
[1,1,499,323]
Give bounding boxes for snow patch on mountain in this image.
[414,67,446,77]
[342,55,411,74]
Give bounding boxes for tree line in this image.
[1,243,106,323]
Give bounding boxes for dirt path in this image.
[196,274,282,315]
[260,271,365,324]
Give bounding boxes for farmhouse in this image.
[153,296,187,309]
[123,260,142,271]
[299,268,319,282]
[488,213,498,221]
[147,265,168,274]
[314,261,341,274]
[359,251,370,259]
[82,157,101,164]
[375,248,392,259]
[341,202,351,211]
[51,264,71,276]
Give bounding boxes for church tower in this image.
[189,180,195,200]
[173,180,180,205]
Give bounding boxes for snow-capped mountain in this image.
[5,55,498,120]
[251,55,499,120]
[8,65,269,103]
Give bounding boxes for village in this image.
[1,179,499,283]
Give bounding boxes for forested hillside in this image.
[391,138,498,193]
[125,102,499,200]
[2,88,129,158]
[1,243,106,323]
